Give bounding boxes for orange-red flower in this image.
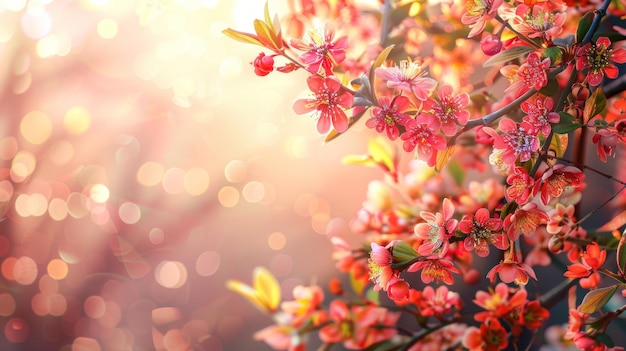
[408,257,461,285]
[462,317,509,351]
[487,252,537,285]
[539,164,584,205]
[459,207,507,257]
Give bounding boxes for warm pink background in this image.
[0,1,380,350]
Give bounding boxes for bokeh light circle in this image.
[4,318,28,343]
[47,259,69,280]
[155,261,187,289]
[13,256,38,285]
[195,251,220,277]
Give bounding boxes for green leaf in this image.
[549,132,568,159]
[349,269,366,296]
[365,287,380,305]
[363,340,401,351]
[539,78,559,96]
[553,112,582,134]
[576,11,594,44]
[579,285,618,314]
[583,88,607,123]
[499,200,518,220]
[595,333,615,348]
[544,46,563,65]
[368,45,395,102]
[617,232,626,276]
[483,46,534,67]
[448,160,465,186]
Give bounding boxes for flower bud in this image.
[548,235,563,253]
[328,278,344,295]
[391,240,417,263]
[480,34,503,56]
[464,268,481,285]
[253,52,274,76]
[571,83,590,102]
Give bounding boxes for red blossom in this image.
[503,202,549,241]
[576,37,626,86]
[293,75,354,134]
[253,52,275,76]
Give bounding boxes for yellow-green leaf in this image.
[368,138,396,174]
[435,145,455,173]
[579,285,617,314]
[254,19,281,51]
[253,266,281,312]
[222,28,262,46]
[369,45,395,84]
[617,231,626,276]
[583,88,607,123]
[350,269,366,296]
[226,267,281,313]
[342,154,376,167]
[483,46,534,67]
[264,0,273,33]
[549,132,569,160]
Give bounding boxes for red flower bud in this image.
[571,83,590,102]
[253,52,274,76]
[480,34,503,56]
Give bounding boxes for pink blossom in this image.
[417,85,470,136]
[487,253,538,285]
[290,24,349,75]
[366,95,411,140]
[461,0,503,38]
[414,198,458,257]
[375,58,437,100]
[401,119,447,166]
[501,52,551,97]
[521,96,560,137]
[293,75,354,134]
[510,4,566,40]
[492,118,540,165]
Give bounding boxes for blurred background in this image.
[0,0,381,349]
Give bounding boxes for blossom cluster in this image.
[224,0,626,350]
